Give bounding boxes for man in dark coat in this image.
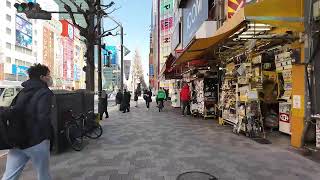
[2,64,53,180]
[98,90,109,120]
[122,89,131,113]
[116,89,123,111]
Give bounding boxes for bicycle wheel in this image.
[66,123,84,151]
[85,121,103,139]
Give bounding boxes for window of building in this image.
[6,1,11,8]
[6,42,11,49]
[34,41,37,46]
[6,14,11,22]
[6,27,11,35]
[15,45,32,55]
[6,57,11,64]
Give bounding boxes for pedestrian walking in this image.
[143,89,152,110]
[116,89,123,111]
[180,82,191,116]
[134,90,139,107]
[122,89,131,113]
[98,90,109,120]
[1,64,53,180]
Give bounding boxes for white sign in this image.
[293,95,301,109]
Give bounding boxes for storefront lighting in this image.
[248,23,270,27]
[248,27,271,31]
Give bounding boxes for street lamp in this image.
[105,15,124,92]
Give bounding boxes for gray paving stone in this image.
[0,101,320,180]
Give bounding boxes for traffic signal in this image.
[14,2,51,20]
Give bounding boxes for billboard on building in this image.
[106,46,119,65]
[182,0,208,48]
[12,64,28,77]
[16,15,32,49]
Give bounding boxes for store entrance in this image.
[218,45,300,145]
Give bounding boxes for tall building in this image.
[0,0,52,86]
[0,0,86,89]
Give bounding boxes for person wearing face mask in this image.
[2,64,53,180]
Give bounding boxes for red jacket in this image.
[180,85,190,101]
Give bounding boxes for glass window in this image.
[6,27,11,35]
[3,88,14,98]
[6,57,11,64]
[6,14,11,22]
[6,42,11,49]
[6,1,11,8]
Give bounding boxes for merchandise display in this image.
[218,46,299,138]
[190,72,218,118]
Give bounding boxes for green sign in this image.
[161,0,174,15]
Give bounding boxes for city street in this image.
[1,100,320,180]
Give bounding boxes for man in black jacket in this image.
[2,64,53,180]
[122,89,131,113]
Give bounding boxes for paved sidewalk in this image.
[1,101,320,180]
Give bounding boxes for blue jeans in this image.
[2,140,51,180]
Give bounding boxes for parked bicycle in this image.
[64,110,103,151]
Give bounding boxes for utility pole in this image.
[97,0,103,102]
[120,26,124,91]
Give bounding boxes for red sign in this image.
[60,20,74,39]
[161,17,173,31]
[279,113,290,123]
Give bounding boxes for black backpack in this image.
[0,89,42,150]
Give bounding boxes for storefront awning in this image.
[175,0,304,65]
[176,8,246,65]
[244,0,304,32]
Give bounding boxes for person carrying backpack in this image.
[1,64,53,180]
[156,88,166,111]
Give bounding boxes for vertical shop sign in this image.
[161,17,174,31]
[161,0,174,15]
[149,65,154,76]
[182,0,208,48]
[162,34,172,44]
[43,27,54,73]
[62,38,74,81]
